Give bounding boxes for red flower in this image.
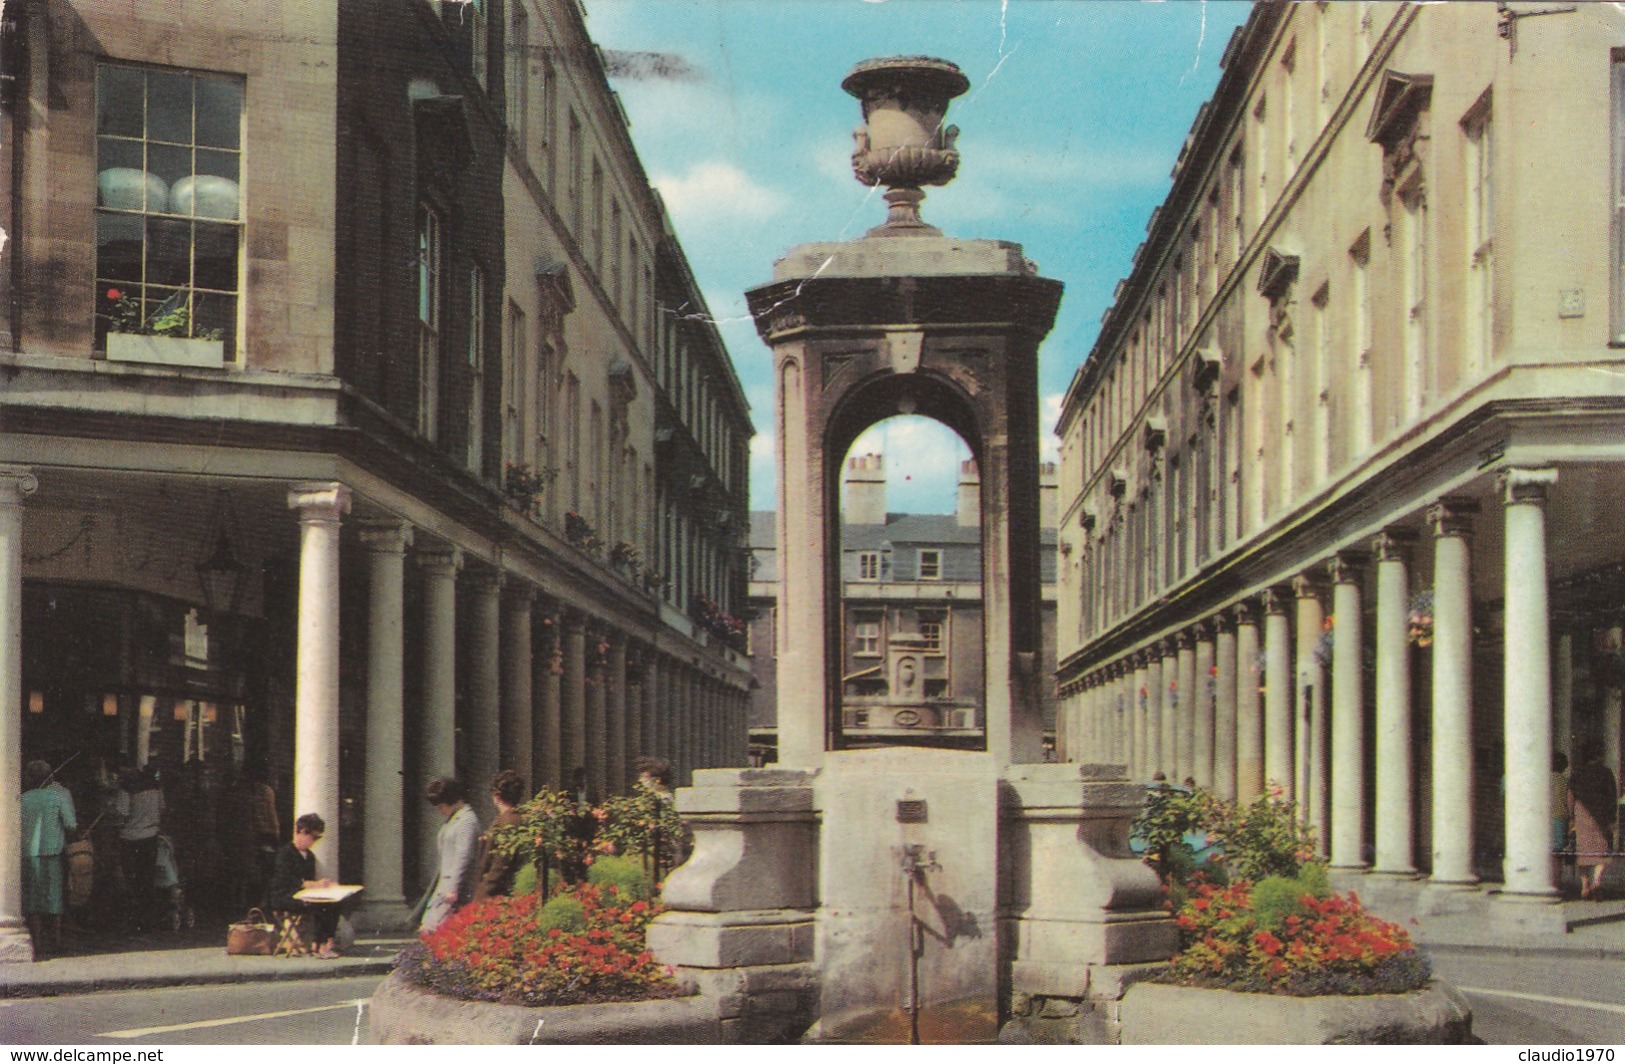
[1253,930,1282,955]
[106,287,123,301]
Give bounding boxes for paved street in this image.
[1,949,1622,1045]
[0,975,385,1045]
[1428,950,1625,1045]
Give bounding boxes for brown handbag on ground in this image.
[225,908,277,956]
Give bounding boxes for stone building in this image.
[747,454,1058,762]
[1054,0,1625,912]
[0,0,750,951]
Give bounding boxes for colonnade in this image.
[0,470,751,955]
[1057,468,1563,900]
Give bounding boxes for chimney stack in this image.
[957,459,980,527]
[844,453,888,525]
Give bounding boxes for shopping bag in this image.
[225,907,277,956]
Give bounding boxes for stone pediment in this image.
[1256,247,1300,303]
[1365,70,1434,152]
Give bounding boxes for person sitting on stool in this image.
[267,813,342,958]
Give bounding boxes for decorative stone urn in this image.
[841,56,969,235]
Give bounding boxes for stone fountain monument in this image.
[647,57,1174,1044]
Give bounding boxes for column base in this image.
[1418,880,1482,916]
[1482,893,1568,937]
[353,896,415,934]
[0,921,34,963]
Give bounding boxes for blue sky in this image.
[586,0,1255,513]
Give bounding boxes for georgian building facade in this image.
[0,0,750,949]
[1055,1,1625,904]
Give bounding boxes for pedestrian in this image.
[116,765,163,931]
[472,770,527,903]
[419,777,481,933]
[1569,741,1618,900]
[21,759,77,955]
[562,766,596,885]
[266,813,343,958]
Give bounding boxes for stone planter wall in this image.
[1116,980,1473,1045]
[368,970,722,1045]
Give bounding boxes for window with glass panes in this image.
[95,64,242,358]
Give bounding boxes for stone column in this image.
[637,653,656,769]
[563,611,587,791]
[1192,624,1215,790]
[501,584,535,790]
[468,570,503,818]
[625,647,645,773]
[417,546,461,884]
[1328,552,1367,871]
[1213,613,1238,801]
[1428,499,1479,889]
[358,520,412,927]
[1500,468,1559,899]
[1234,601,1263,801]
[1371,530,1418,876]
[1106,666,1124,767]
[1176,631,1197,784]
[288,483,351,877]
[584,628,608,800]
[537,608,563,790]
[1293,575,1328,846]
[1159,640,1178,779]
[0,468,37,962]
[1144,653,1164,780]
[1262,587,1293,796]
[607,634,628,793]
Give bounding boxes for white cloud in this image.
[1041,392,1063,464]
[653,160,788,229]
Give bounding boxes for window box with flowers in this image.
[563,510,603,556]
[101,288,226,368]
[502,462,555,518]
[610,540,642,576]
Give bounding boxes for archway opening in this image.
[834,415,985,750]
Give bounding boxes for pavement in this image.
[0,888,1620,1000]
[0,921,412,999]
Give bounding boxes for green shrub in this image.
[1250,863,1330,930]
[510,861,539,896]
[536,894,586,934]
[587,854,653,901]
[1211,791,1318,882]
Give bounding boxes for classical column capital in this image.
[1292,573,1325,602]
[1371,528,1418,561]
[1327,551,1367,585]
[1232,598,1257,626]
[562,607,588,633]
[0,465,38,503]
[287,481,352,523]
[468,568,505,596]
[1190,618,1214,642]
[1498,466,1558,506]
[415,545,463,575]
[502,581,538,608]
[1260,586,1290,616]
[1211,611,1236,635]
[1159,637,1178,659]
[358,520,414,554]
[1173,630,1194,651]
[1426,497,1479,538]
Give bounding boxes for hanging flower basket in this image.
[1407,590,1434,648]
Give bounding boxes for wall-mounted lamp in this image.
[197,489,248,616]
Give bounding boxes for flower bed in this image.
[1134,785,1431,998]
[1161,877,1429,997]
[399,878,680,1007]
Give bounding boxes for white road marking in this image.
[98,998,370,1038]
[1458,986,1625,1016]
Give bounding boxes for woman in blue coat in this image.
[21,759,77,955]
